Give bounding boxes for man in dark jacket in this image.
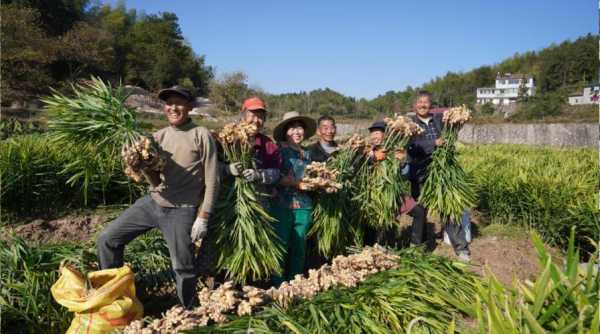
[307,116,338,162]
[407,91,470,261]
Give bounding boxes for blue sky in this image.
[104,1,596,98]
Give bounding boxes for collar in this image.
[416,115,432,124]
[170,118,195,131]
[282,141,303,153]
[319,140,338,148]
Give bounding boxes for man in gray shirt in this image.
[96,86,220,309]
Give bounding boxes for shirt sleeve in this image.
[264,139,283,170]
[198,128,220,215]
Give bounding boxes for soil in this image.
[394,210,547,286]
[3,214,112,244]
[433,236,541,286]
[4,210,552,288]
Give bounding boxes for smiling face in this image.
[243,109,266,131]
[414,95,432,117]
[369,129,385,145]
[317,119,336,143]
[285,121,305,145]
[163,94,192,126]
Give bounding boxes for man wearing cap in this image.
[96,86,220,309]
[364,121,427,248]
[225,97,282,200]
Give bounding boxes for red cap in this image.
[242,97,267,112]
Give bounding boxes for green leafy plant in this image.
[0,232,173,334]
[211,122,284,284]
[462,228,599,333]
[309,135,367,258]
[189,248,478,334]
[460,144,598,252]
[419,106,477,224]
[42,76,148,204]
[355,117,422,229]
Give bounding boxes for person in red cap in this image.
[224,97,282,203]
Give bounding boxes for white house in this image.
[568,84,600,105]
[476,73,535,105]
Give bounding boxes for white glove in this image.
[242,169,261,182]
[228,162,243,176]
[190,217,208,242]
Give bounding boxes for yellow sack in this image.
[51,265,143,334]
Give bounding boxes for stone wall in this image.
[333,122,597,147]
[458,123,598,148]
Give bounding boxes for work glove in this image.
[190,217,208,243]
[227,162,243,176]
[242,169,261,182]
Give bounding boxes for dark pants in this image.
[411,178,469,255]
[96,195,198,308]
[407,204,426,245]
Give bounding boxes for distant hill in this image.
[260,34,598,118]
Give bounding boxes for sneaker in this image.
[443,231,451,245]
[457,252,471,263]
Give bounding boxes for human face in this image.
[317,119,336,143]
[285,121,305,145]
[243,109,266,131]
[414,95,432,117]
[370,130,385,145]
[163,95,191,126]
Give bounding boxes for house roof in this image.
[496,73,533,80]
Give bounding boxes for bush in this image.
[480,102,495,115]
[0,134,141,221]
[0,117,44,139]
[511,92,565,120]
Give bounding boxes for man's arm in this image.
[198,128,220,219]
[141,169,161,188]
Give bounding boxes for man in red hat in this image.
[225,97,282,200]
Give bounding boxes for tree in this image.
[121,12,213,94]
[58,22,115,81]
[209,72,250,113]
[517,78,529,102]
[1,5,56,103]
[4,0,90,36]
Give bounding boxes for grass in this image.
[479,223,528,240]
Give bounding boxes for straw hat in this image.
[273,111,316,142]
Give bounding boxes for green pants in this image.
[271,206,312,286]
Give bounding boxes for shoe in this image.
[457,251,471,263]
[443,231,451,245]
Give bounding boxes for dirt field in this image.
[4,209,554,288]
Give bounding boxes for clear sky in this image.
[104,0,596,98]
